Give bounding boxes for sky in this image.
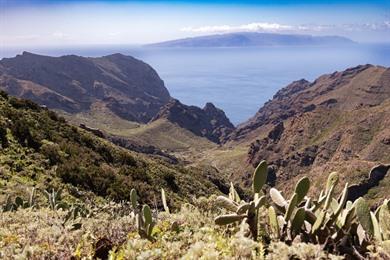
[1,0,390,47]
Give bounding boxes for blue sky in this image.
[1,0,389,46]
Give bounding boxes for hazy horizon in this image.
[1,0,390,48]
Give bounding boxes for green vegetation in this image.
[0,91,225,208]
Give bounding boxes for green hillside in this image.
[0,90,226,208]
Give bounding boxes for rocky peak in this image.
[273,79,310,100]
[203,102,217,111]
[21,51,35,56]
[151,99,235,143]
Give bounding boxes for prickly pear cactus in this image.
[214,161,268,240]
[253,160,268,193]
[161,188,170,214]
[130,188,156,241]
[354,197,374,237]
[294,177,310,203]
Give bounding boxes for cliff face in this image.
[228,65,390,197]
[151,99,235,143]
[0,52,171,123]
[226,78,312,142]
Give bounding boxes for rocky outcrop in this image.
[79,124,105,138]
[347,164,390,202]
[151,99,235,143]
[0,52,170,123]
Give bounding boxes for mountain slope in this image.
[226,64,390,202]
[118,119,217,152]
[147,32,354,47]
[0,52,170,123]
[0,91,227,208]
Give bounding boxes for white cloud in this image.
[181,22,293,33]
[181,21,390,34]
[52,31,71,40]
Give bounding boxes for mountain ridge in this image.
[223,64,390,202]
[0,52,171,123]
[146,32,354,48]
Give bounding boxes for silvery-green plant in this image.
[214,160,268,240]
[44,189,68,210]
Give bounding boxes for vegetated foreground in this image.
[1,160,389,259]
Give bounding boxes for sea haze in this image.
[1,44,390,125]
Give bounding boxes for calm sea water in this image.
[1,44,390,125]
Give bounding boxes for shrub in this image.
[10,118,41,149]
[0,90,8,99]
[0,121,8,148]
[40,142,62,165]
[9,97,41,111]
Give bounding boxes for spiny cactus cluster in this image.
[1,187,36,212]
[214,160,390,257]
[130,188,156,241]
[268,172,350,249]
[268,172,390,257]
[214,160,268,240]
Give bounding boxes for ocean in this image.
[1,44,390,125]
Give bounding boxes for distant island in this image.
[146,32,354,48]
